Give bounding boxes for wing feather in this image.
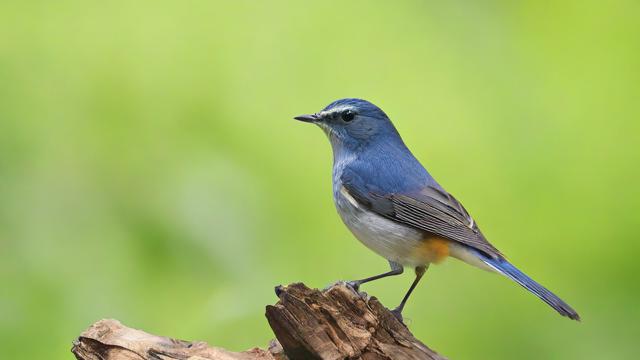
[342,172,502,259]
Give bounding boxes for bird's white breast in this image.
[334,186,428,266]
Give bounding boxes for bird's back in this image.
[332,135,437,198]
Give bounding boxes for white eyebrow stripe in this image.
[320,105,354,117]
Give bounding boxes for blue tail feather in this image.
[480,254,580,321]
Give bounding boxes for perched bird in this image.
[294,98,580,321]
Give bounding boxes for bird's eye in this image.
[341,111,355,122]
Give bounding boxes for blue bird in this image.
[294,98,580,322]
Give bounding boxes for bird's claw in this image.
[346,281,361,292]
[390,307,405,324]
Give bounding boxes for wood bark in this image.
[72,282,446,360]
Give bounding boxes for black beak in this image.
[293,114,318,123]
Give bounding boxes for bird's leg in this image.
[391,265,428,322]
[347,261,403,292]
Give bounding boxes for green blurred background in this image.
[1,1,638,359]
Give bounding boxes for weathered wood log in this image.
[71,318,285,360]
[72,282,446,360]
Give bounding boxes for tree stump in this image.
[72,282,446,360]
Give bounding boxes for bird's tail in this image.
[480,254,581,321]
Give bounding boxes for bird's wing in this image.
[341,169,503,259]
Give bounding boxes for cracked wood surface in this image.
[266,283,445,360]
[72,282,446,360]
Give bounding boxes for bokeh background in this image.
[1,1,639,359]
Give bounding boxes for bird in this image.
[294,98,580,322]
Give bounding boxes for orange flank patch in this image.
[415,237,450,263]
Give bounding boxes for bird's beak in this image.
[293,114,318,123]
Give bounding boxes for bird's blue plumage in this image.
[295,98,580,321]
[337,140,437,194]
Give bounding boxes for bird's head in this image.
[294,98,400,151]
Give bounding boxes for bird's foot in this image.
[322,280,362,294]
[346,280,361,292]
[390,307,405,324]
